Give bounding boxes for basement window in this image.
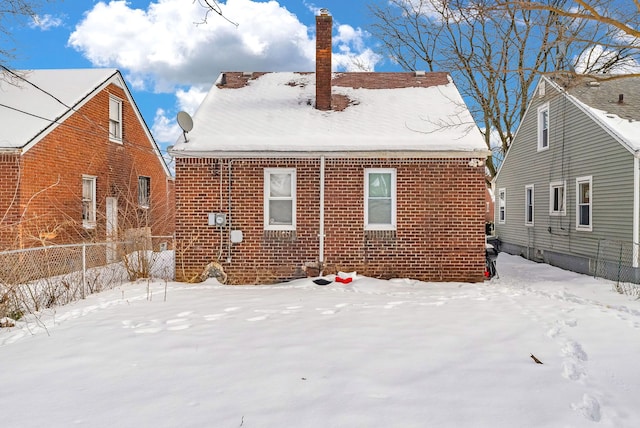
[264,168,296,231]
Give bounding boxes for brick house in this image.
[0,69,174,250]
[170,11,490,284]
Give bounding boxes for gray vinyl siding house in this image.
[494,75,640,282]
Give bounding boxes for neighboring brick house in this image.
[0,69,174,250]
[170,11,490,284]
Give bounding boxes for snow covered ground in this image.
[2,253,639,427]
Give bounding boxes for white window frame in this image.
[264,168,296,231]
[82,175,97,229]
[549,180,566,216]
[525,184,534,226]
[537,103,549,151]
[365,168,397,231]
[498,188,506,224]
[576,176,593,231]
[109,96,123,143]
[138,176,151,208]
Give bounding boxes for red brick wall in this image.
[0,153,21,249]
[0,83,174,248]
[175,157,486,284]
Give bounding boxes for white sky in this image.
[2,253,640,427]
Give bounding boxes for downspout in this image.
[319,156,325,273]
[634,156,639,268]
[227,159,233,263]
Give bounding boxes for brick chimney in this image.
[315,9,332,111]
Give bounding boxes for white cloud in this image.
[68,0,316,91]
[69,0,382,143]
[152,86,209,145]
[29,14,64,31]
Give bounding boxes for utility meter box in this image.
[208,213,227,227]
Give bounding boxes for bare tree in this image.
[499,1,640,76]
[195,0,239,27]
[369,0,635,178]
[0,0,51,72]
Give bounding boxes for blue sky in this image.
[6,0,399,148]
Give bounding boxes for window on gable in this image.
[538,103,549,151]
[576,176,592,231]
[549,181,566,216]
[498,188,506,224]
[525,185,534,226]
[138,176,151,208]
[109,96,123,142]
[264,168,296,230]
[365,168,396,230]
[82,175,97,229]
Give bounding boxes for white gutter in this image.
[634,157,639,268]
[319,155,326,272]
[169,149,492,159]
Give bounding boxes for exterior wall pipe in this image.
[634,156,639,268]
[227,159,233,263]
[319,155,325,271]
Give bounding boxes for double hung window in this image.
[264,168,296,230]
[365,169,396,230]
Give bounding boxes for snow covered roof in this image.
[0,68,119,150]
[170,71,489,158]
[550,75,640,152]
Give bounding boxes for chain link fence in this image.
[0,238,174,320]
[593,239,640,296]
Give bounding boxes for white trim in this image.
[525,184,534,226]
[537,103,550,151]
[576,175,593,232]
[109,95,123,143]
[170,149,492,159]
[497,188,506,224]
[634,158,639,268]
[549,180,566,216]
[138,175,151,208]
[82,175,97,229]
[264,168,296,231]
[498,188,506,224]
[365,168,397,230]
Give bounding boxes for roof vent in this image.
[588,81,600,87]
[415,70,426,77]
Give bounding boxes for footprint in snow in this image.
[562,360,586,381]
[562,341,588,361]
[571,394,601,422]
[563,318,578,327]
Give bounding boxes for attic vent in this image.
[243,71,253,77]
[538,80,545,97]
[618,94,624,104]
[415,70,426,77]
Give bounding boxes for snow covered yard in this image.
[2,254,639,428]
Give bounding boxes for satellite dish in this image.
[177,111,193,132]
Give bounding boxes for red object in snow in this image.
[335,276,353,284]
